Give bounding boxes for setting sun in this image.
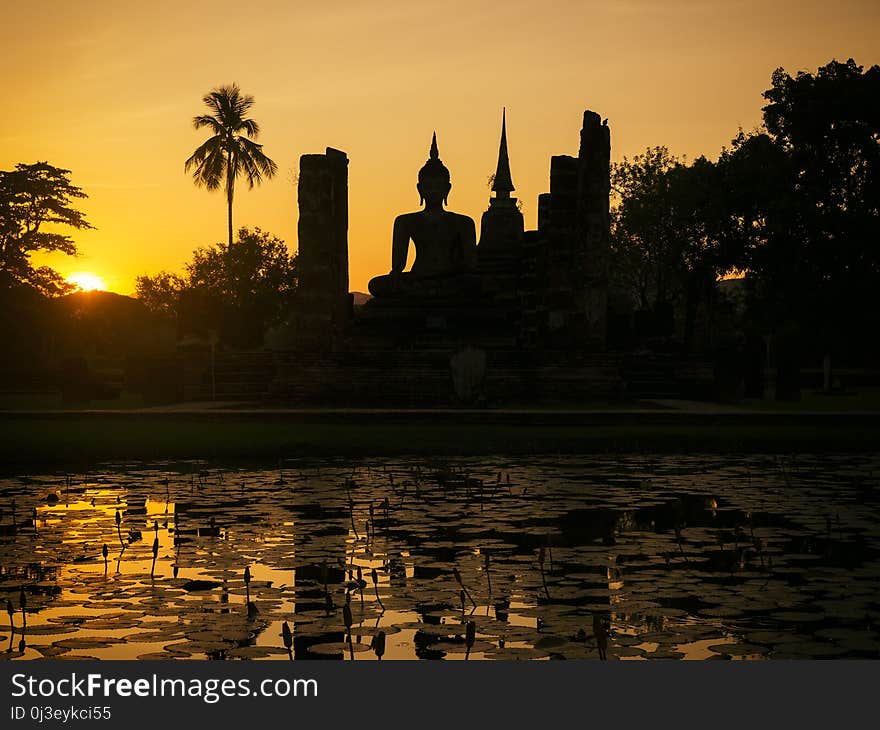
[67,271,106,292]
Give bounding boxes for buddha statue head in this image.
[417,132,451,206]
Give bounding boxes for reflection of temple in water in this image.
[270,110,622,405]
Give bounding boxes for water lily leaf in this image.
[305,641,371,655]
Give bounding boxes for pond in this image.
[1,454,879,660]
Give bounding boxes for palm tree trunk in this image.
[227,195,232,251]
[224,156,235,345]
[227,181,234,252]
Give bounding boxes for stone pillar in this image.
[295,147,350,350]
[576,110,611,349]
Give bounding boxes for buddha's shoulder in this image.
[394,210,474,227]
[393,211,422,226]
[446,211,476,228]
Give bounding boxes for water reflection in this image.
[1,455,879,660]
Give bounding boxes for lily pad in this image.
[305,641,371,655]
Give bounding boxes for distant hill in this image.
[51,290,176,359]
[56,289,145,315]
[1,287,177,392]
[352,291,372,306]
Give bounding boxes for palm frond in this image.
[185,137,226,190]
[241,118,260,137]
[236,137,278,188]
[201,148,227,190]
[184,136,222,172]
[192,114,224,133]
[201,91,223,118]
[230,86,254,116]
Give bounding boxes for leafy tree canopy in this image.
[0,162,93,295]
[136,227,297,347]
[610,147,732,314]
[716,59,880,349]
[134,271,186,318]
[609,59,880,357]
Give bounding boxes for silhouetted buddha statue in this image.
[368,133,478,300]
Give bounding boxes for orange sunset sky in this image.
[3,0,878,294]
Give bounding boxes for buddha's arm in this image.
[391,216,411,273]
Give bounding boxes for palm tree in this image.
[185,83,278,251]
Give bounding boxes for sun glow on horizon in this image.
[67,271,107,292]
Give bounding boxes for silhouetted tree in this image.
[133,271,186,318]
[666,157,734,348]
[610,147,734,346]
[714,132,798,326]
[610,146,683,313]
[0,162,93,295]
[136,227,297,347]
[713,59,880,393]
[184,84,278,252]
[761,59,880,362]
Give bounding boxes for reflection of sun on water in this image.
[67,271,106,291]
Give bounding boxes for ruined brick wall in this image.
[521,111,610,351]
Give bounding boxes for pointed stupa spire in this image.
[429,131,439,160]
[491,108,514,197]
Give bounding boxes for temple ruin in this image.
[270,110,626,405]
